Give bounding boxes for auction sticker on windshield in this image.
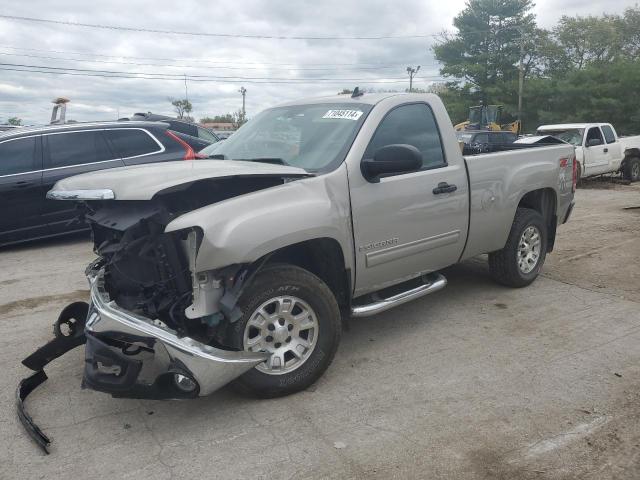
[322,110,363,121]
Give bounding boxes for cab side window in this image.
[0,137,37,175]
[365,103,446,169]
[601,125,616,144]
[585,127,604,146]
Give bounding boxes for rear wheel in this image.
[489,208,548,288]
[229,264,341,398]
[624,157,640,182]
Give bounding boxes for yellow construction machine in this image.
[454,105,520,134]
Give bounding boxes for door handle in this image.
[14,181,32,189]
[603,148,608,153]
[433,182,457,195]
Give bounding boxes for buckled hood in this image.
[47,160,310,201]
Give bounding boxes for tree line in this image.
[169,98,247,128]
[432,1,640,134]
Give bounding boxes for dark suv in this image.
[0,121,202,246]
[126,113,220,151]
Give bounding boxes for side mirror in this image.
[586,138,603,147]
[361,144,422,183]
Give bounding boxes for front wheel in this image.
[229,264,341,398]
[488,208,548,288]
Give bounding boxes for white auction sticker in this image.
[322,109,363,121]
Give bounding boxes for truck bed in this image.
[462,144,575,260]
[619,135,640,152]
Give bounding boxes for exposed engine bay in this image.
[84,175,292,343]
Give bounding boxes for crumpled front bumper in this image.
[84,266,267,399]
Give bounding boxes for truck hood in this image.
[48,160,311,201]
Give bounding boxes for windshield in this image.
[199,103,372,171]
[468,107,482,125]
[537,128,584,146]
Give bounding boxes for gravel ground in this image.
[1,182,639,479]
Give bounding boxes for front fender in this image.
[165,165,354,275]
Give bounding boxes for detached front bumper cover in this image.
[17,302,89,454]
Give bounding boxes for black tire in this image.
[488,208,548,288]
[229,264,341,398]
[623,157,640,182]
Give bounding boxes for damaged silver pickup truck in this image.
[20,92,576,450]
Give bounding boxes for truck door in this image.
[348,102,469,295]
[0,135,47,244]
[583,126,609,175]
[601,124,623,171]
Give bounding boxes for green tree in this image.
[231,109,247,129]
[169,98,193,120]
[529,60,640,135]
[433,0,536,104]
[428,83,474,125]
[550,14,623,72]
[620,7,640,59]
[7,117,22,125]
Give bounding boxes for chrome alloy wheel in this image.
[243,296,319,375]
[517,226,542,274]
[632,161,640,181]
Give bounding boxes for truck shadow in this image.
[341,257,509,355]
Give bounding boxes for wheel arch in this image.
[264,238,352,309]
[516,188,558,252]
[219,238,352,322]
[623,148,640,162]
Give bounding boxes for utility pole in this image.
[184,73,189,102]
[517,31,524,135]
[239,86,247,117]
[495,25,525,134]
[406,65,420,92]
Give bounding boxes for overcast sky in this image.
[0,0,636,125]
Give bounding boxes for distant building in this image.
[201,122,235,131]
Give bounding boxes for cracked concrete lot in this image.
[1,181,639,479]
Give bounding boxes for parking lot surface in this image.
[1,182,639,479]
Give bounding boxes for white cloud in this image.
[0,0,636,124]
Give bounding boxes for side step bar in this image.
[351,273,447,318]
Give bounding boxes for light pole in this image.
[239,86,247,117]
[406,65,420,92]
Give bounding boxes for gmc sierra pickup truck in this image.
[42,92,576,401]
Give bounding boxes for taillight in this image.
[165,130,199,160]
[571,154,578,192]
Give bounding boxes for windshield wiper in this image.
[236,157,288,166]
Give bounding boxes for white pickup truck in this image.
[537,123,640,182]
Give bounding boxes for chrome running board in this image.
[350,273,447,318]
